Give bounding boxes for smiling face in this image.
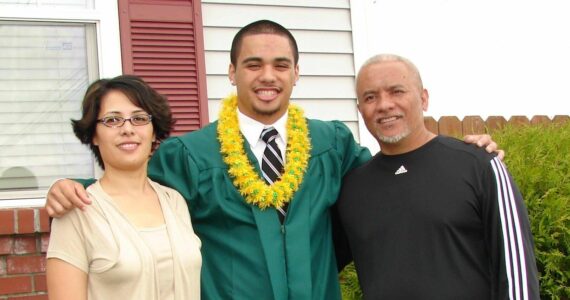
[93,90,155,172]
[229,33,299,124]
[356,60,431,154]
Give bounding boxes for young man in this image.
[335,54,540,299]
[46,21,501,299]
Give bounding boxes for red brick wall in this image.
[0,208,49,300]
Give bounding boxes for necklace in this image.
[217,94,311,209]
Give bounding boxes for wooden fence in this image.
[424,115,570,137]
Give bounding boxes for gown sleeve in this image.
[148,137,200,207]
[331,120,371,176]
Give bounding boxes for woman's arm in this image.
[46,258,87,300]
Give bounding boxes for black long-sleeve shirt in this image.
[335,136,540,300]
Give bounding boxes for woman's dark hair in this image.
[71,75,174,169]
[230,19,299,66]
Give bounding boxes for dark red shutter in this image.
[118,0,208,135]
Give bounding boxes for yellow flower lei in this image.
[217,94,311,210]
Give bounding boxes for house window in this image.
[0,21,99,201]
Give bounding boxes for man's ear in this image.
[421,88,429,111]
[229,63,236,85]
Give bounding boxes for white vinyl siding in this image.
[201,0,349,8]
[201,0,360,139]
[203,28,354,54]
[202,4,351,30]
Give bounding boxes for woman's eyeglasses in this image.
[97,114,152,128]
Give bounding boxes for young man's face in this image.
[229,33,299,125]
[356,61,428,148]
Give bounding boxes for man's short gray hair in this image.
[356,54,424,91]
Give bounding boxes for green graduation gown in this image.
[148,118,370,300]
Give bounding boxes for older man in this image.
[336,54,540,299]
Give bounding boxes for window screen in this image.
[0,21,98,198]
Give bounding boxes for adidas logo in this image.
[394,165,407,175]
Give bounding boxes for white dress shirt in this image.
[237,109,287,168]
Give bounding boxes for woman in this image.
[46,75,201,300]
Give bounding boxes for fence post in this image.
[486,116,508,133]
[462,116,486,135]
[424,117,438,134]
[530,115,550,125]
[553,115,570,124]
[438,116,462,137]
[508,116,530,127]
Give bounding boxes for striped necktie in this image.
[260,127,287,223]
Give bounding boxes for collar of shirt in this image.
[237,108,288,167]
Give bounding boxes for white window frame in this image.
[0,0,122,208]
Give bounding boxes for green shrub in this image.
[493,122,570,299]
[338,121,570,299]
[340,262,363,300]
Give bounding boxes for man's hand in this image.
[45,179,91,218]
[463,134,505,161]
